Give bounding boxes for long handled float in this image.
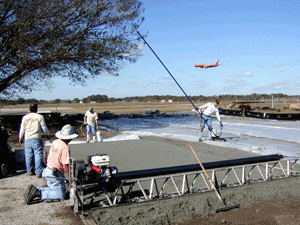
[136,31,240,211]
[189,143,240,212]
[137,31,221,140]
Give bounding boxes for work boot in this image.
[199,138,202,142]
[86,138,90,143]
[24,185,41,205]
[1,164,7,178]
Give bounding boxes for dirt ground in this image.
[1,120,118,225]
[3,118,300,225]
[177,197,300,225]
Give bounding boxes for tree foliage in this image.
[1,93,298,106]
[82,94,108,103]
[0,0,145,96]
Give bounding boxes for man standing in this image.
[84,108,98,143]
[19,103,50,177]
[24,124,78,204]
[198,100,222,142]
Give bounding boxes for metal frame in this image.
[69,157,300,213]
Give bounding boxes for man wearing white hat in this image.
[24,124,78,204]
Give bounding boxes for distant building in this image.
[161,100,166,103]
[290,104,300,109]
[168,100,173,103]
[90,101,96,104]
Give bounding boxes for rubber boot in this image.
[1,164,7,178]
[92,136,96,143]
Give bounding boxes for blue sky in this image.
[25,0,300,100]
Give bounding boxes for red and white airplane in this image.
[194,59,219,69]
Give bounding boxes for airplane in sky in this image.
[194,59,219,69]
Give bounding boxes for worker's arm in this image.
[84,115,87,124]
[19,125,25,143]
[19,118,25,143]
[95,113,98,127]
[216,110,222,124]
[198,103,209,115]
[198,103,209,111]
[63,164,69,175]
[40,116,50,140]
[42,125,50,138]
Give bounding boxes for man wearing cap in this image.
[19,103,50,178]
[24,124,78,204]
[84,107,98,143]
[198,100,222,142]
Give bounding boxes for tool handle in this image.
[137,31,217,137]
[189,144,214,187]
[188,143,226,206]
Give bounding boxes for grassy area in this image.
[0,101,197,115]
[0,100,299,115]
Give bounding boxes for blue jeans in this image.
[24,138,44,176]
[199,115,212,139]
[38,167,66,200]
[86,124,96,136]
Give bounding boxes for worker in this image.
[24,124,78,205]
[198,100,222,142]
[84,107,98,143]
[19,103,50,178]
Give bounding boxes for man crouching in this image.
[24,124,78,204]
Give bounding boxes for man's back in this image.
[46,139,70,173]
[21,113,46,139]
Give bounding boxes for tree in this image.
[54,99,61,104]
[16,97,25,104]
[0,0,145,96]
[73,98,80,103]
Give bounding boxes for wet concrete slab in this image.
[44,136,258,173]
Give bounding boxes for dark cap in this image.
[215,100,220,105]
[29,103,38,112]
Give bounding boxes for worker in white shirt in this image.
[19,103,50,177]
[84,108,98,143]
[198,100,222,142]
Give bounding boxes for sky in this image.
[24,0,300,100]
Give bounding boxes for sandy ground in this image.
[2,136,300,225]
[1,121,118,225]
[0,172,83,225]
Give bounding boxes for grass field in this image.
[1,100,299,115]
